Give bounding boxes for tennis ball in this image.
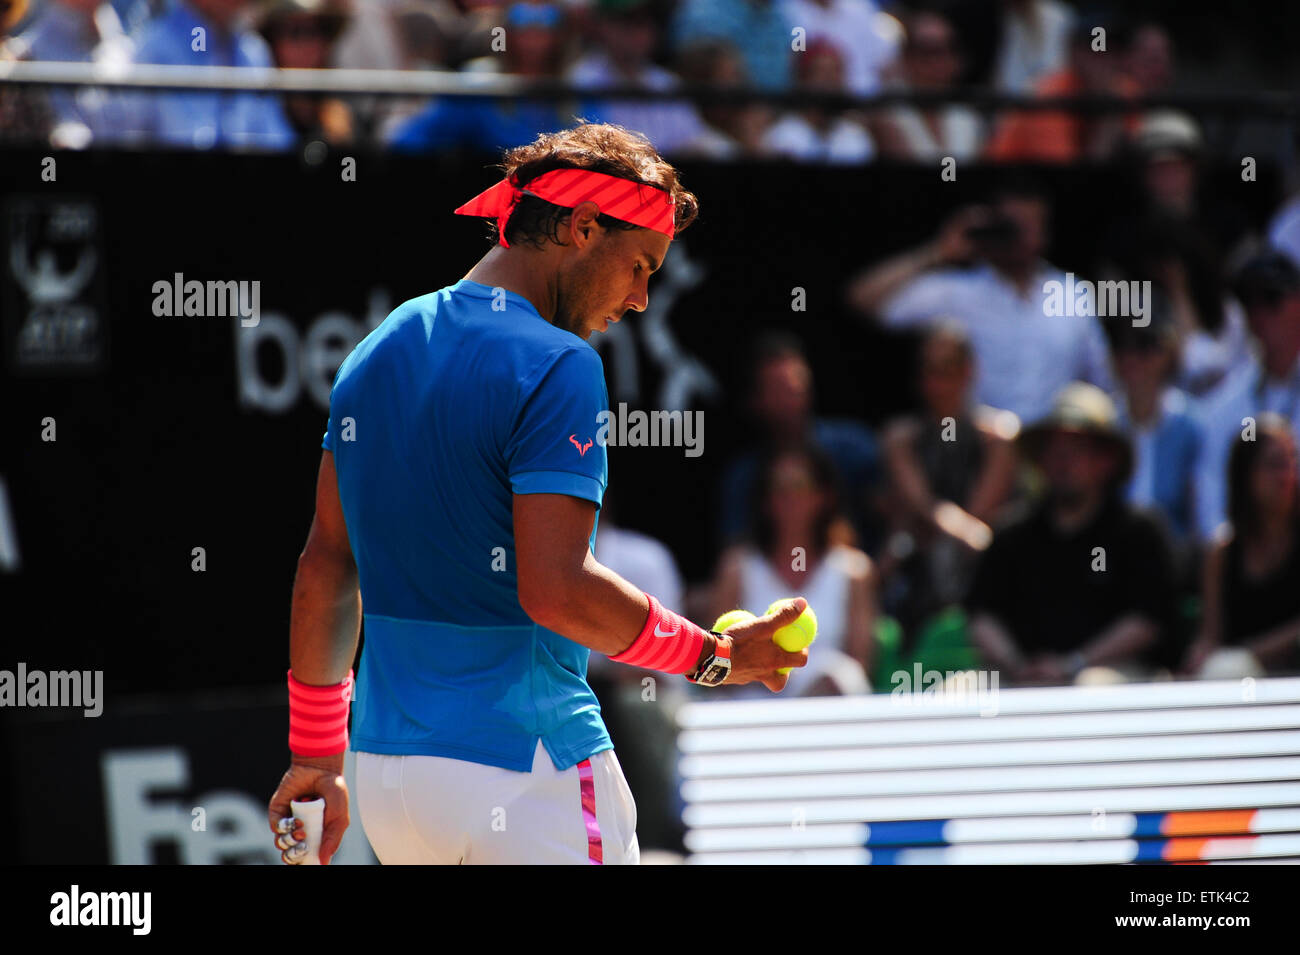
[712,609,756,632]
[767,600,817,674]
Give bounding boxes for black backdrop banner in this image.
[0,148,1278,702]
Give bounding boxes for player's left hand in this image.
[267,754,349,865]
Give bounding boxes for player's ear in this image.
[568,201,602,247]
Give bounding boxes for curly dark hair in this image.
[487,122,700,249]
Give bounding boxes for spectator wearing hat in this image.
[389,1,581,153]
[257,0,354,144]
[1129,111,1254,268]
[966,382,1183,685]
[1107,305,1205,552]
[1186,413,1300,677]
[132,0,296,150]
[1195,252,1300,541]
[566,0,717,158]
[1098,117,1254,400]
[760,37,874,164]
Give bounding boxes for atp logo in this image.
[569,434,593,457]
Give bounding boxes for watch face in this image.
[700,659,731,686]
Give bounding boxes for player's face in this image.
[556,226,670,340]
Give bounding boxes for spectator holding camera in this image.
[847,177,1114,425]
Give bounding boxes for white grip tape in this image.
[290,797,325,865]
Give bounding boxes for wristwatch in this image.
[686,632,732,686]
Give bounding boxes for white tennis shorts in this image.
[355,740,639,864]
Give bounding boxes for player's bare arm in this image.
[513,491,809,692]
[267,449,361,865]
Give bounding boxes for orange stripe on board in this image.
[1163,810,1256,837]
[1163,838,1211,861]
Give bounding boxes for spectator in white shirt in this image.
[761,37,874,164]
[872,8,982,163]
[992,0,1075,93]
[1195,252,1300,541]
[847,177,1116,424]
[776,0,900,96]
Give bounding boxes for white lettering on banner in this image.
[100,747,376,864]
[235,288,389,414]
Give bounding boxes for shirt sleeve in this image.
[506,346,609,506]
[879,272,962,329]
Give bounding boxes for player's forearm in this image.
[524,553,651,655]
[523,552,714,670]
[288,548,362,685]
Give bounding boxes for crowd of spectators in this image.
[0,0,1249,162]
[591,154,1300,698]
[675,172,1300,692]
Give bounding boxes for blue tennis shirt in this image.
[322,279,613,772]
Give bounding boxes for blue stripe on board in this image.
[1134,839,1168,862]
[1132,813,1166,838]
[864,820,947,846]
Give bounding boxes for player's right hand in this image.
[719,597,810,692]
[267,754,349,865]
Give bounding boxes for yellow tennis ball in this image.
[712,609,756,632]
[767,601,817,673]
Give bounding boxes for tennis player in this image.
[266,122,809,865]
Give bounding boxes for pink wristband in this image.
[609,594,708,675]
[288,668,354,757]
